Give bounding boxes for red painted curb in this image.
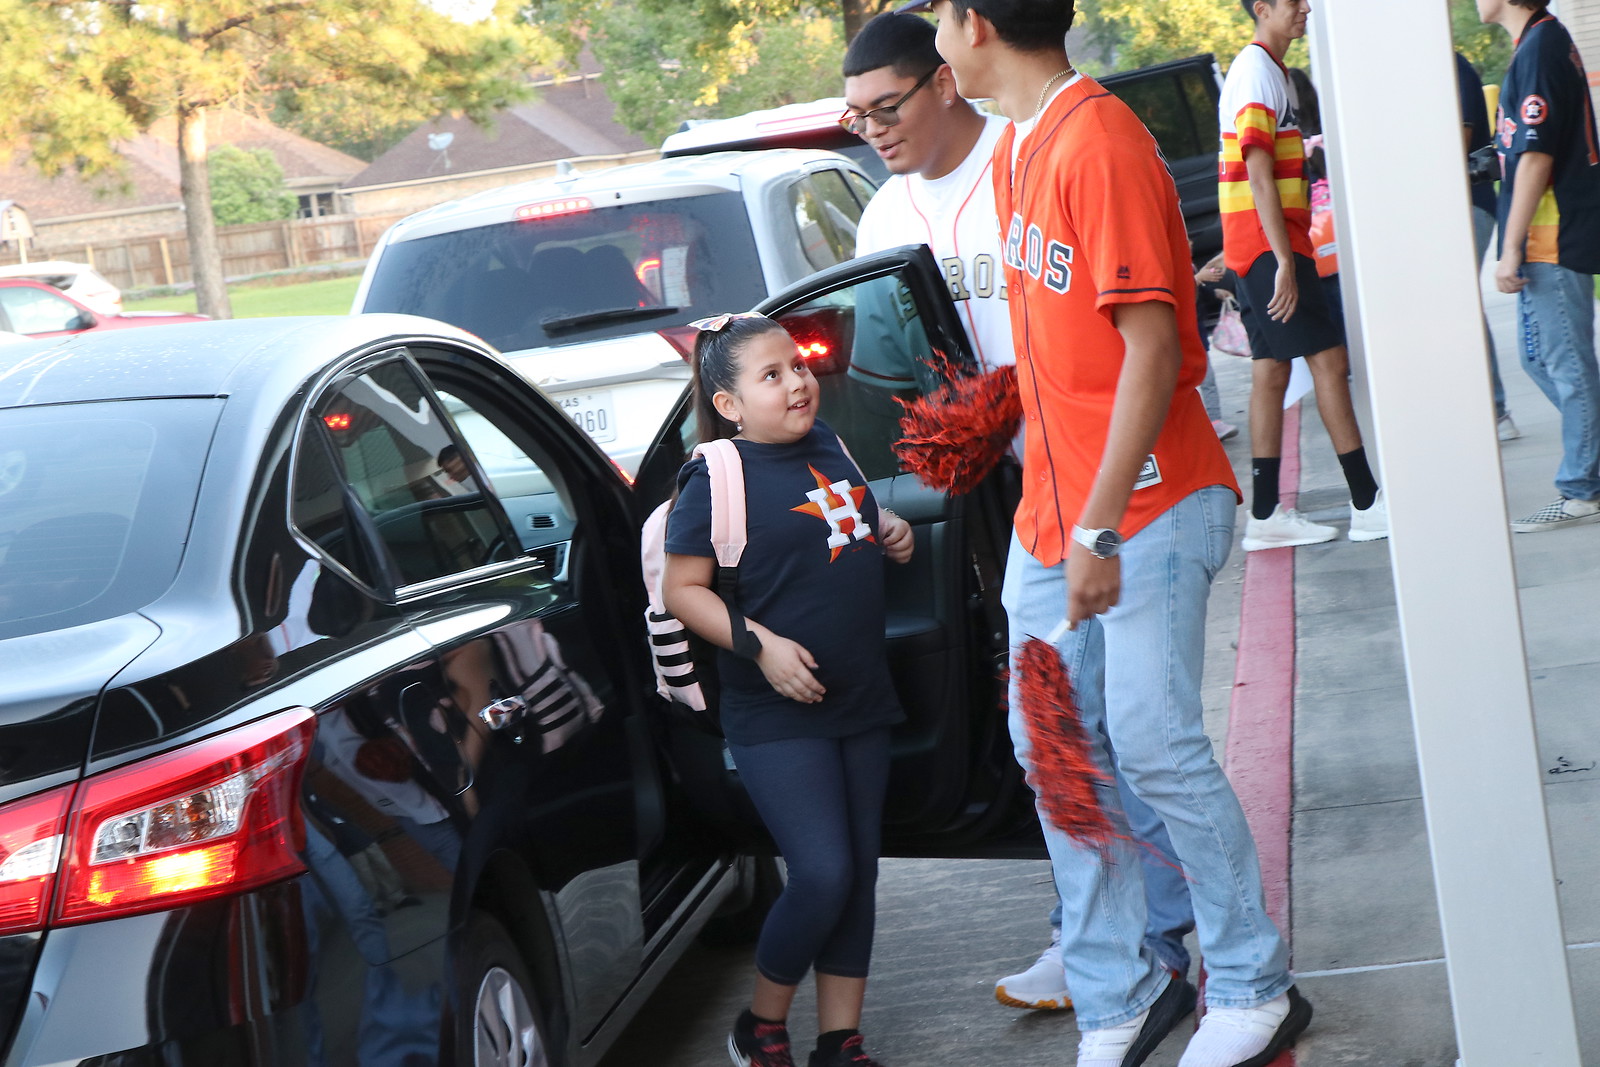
[1222,402,1302,1064]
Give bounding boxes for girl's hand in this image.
[754,632,826,703]
[879,509,914,564]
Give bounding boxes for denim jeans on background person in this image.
[1002,486,1291,1030]
[1518,260,1600,501]
[1471,206,1510,419]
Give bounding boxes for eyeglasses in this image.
[838,67,940,136]
[688,312,766,332]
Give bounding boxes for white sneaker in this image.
[1497,414,1522,442]
[1511,497,1600,533]
[1241,505,1337,552]
[1177,986,1311,1067]
[995,930,1072,1010]
[1349,489,1389,542]
[1077,1008,1151,1067]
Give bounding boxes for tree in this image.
[525,1,890,144]
[1450,0,1511,86]
[208,146,297,226]
[0,0,553,318]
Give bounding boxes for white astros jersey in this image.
[855,113,1014,371]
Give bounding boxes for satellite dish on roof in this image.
[427,132,455,151]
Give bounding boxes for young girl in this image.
[661,313,913,1067]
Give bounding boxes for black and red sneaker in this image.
[727,1010,795,1067]
[807,1032,884,1067]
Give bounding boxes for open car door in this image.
[634,245,1042,858]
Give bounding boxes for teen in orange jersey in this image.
[913,2,1311,1065]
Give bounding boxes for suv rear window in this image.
[0,399,221,639]
[362,191,767,354]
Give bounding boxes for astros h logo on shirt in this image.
[792,465,875,561]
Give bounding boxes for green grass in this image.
[124,274,363,318]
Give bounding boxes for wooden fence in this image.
[0,212,410,291]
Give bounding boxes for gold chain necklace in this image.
[1032,67,1075,118]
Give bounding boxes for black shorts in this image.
[1236,252,1346,361]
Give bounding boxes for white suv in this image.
[353,149,877,474]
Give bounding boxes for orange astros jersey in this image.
[993,75,1239,567]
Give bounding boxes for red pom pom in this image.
[1013,636,1119,853]
[894,355,1021,495]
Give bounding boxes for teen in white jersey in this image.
[840,9,1197,1020]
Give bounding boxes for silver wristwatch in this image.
[1071,524,1123,559]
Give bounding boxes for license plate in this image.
[560,391,616,444]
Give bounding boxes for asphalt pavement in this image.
[600,274,1600,1067]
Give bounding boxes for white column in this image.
[1309,3,1582,1064]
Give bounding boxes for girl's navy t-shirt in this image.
[663,421,905,745]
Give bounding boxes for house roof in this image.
[0,109,366,221]
[343,75,650,190]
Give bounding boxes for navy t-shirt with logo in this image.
[1495,14,1600,273]
[663,421,904,746]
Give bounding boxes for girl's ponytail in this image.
[688,314,789,445]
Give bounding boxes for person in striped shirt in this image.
[1219,0,1388,551]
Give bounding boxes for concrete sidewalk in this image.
[1279,282,1600,1067]
[598,281,1600,1067]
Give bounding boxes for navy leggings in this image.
[727,727,892,985]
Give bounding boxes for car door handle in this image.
[479,695,527,730]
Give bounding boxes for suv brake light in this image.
[656,325,699,362]
[0,708,316,932]
[515,197,592,221]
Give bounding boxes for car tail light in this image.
[53,707,315,925]
[515,197,593,221]
[0,786,73,936]
[657,324,699,362]
[796,340,830,361]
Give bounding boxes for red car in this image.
[0,278,207,337]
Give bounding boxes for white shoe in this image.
[1241,505,1337,552]
[1497,414,1522,442]
[1511,496,1600,533]
[1349,489,1389,542]
[1177,986,1311,1067]
[995,930,1072,1010]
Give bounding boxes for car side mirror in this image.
[71,311,97,330]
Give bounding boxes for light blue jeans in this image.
[1002,487,1291,1029]
[1047,771,1195,978]
[1518,261,1600,501]
[1471,206,1509,420]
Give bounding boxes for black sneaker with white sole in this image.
[728,1010,796,1067]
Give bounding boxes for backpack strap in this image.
[693,439,747,569]
[692,438,761,661]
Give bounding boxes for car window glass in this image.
[310,360,507,587]
[771,268,938,482]
[433,388,577,586]
[290,431,380,588]
[809,169,864,252]
[0,399,220,640]
[790,176,853,272]
[359,192,764,355]
[0,285,84,333]
[846,171,879,210]
[1105,72,1209,163]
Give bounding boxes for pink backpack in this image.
[640,439,746,735]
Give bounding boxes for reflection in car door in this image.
[294,351,647,1046]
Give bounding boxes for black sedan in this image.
[0,246,1036,1067]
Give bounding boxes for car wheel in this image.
[456,913,555,1067]
[697,855,785,947]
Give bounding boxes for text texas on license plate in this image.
[561,392,616,444]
